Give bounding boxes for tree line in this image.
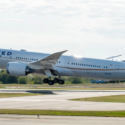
[0,70,90,84]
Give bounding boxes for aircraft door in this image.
[114,65,120,72]
[64,60,70,68]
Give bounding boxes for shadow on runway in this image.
[26,90,54,94]
[0,90,55,94]
[1,89,125,94]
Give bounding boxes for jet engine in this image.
[6,62,33,76]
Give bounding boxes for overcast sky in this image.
[0,0,125,60]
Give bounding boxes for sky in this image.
[0,0,125,60]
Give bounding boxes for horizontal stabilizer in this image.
[104,54,122,60]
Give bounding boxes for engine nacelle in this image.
[6,62,31,76]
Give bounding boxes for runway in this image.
[1,89,125,93]
[0,115,125,125]
[0,89,125,111]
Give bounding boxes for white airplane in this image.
[0,48,124,85]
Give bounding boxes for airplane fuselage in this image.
[0,48,125,81]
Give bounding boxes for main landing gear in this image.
[43,78,65,85]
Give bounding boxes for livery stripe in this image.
[57,66,125,71]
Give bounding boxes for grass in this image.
[1,109,125,117]
[2,83,125,90]
[0,93,43,98]
[71,95,125,103]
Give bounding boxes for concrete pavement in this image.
[0,90,125,111]
[0,115,125,125]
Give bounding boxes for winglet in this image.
[41,50,68,61]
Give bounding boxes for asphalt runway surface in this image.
[0,90,125,125]
[0,115,125,125]
[0,89,125,111]
[1,89,125,93]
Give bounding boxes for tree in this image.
[9,75,18,83]
[34,76,42,84]
[1,72,9,84]
[68,77,84,84]
[18,77,27,84]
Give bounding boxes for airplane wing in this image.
[28,50,68,70]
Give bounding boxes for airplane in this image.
[0,48,125,85]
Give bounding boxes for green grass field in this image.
[71,95,125,103]
[0,93,43,98]
[1,109,125,117]
[2,83,125,90]
[1,83,125,90]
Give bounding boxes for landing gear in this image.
[58,80,65,85]
[54,78,59,83]
[43,79,54,85]
[43,78,49,83]
[117,80,119,83]
[43,78,65,85]
[48,80,54,85]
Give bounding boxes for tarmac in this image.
[0,115,125,125]
[1,89,125,125]
[0,89,125,111]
